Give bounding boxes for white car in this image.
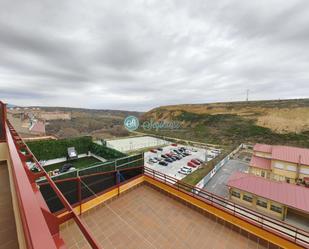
[178,166,192,175]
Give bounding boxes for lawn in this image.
[43,156,101,172]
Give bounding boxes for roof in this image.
[30,120,45,134]
[227,172,309,213]
[253,143,309,166]
[250,155,271,170]
[272,145,309,166]
[253,144,272,153]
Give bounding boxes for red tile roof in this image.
[30,120,46,134]
[227,172,309,213]
[253,143,272,153]
[272,146,309,166]
[249,155,271,170]
[253,143,309,166]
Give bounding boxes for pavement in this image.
[204,159,249,198]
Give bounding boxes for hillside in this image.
[141,99,309,147]
[8,106,143,139]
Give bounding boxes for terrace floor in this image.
[60,184,273,249]
[0,162,19,249]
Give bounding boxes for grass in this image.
[43,156,101,172]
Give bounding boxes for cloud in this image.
[0,0,308,111]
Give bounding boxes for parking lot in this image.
[203,159,249,198]
[145,145,220,180]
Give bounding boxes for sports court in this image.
[60,184,268,249]
[105,136,169,152]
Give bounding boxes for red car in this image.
[191,159,201,165]
[171,143,178,146]
[187,162,197,168]
[150,149,157,153]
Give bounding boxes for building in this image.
[249,143,309,184]
[0,101,308,249]
[29,119,46,135]
[227,172,309,220]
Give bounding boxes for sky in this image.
[0,0,309,111]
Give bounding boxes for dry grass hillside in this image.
[142,99,309,147]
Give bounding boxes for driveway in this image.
[204,159,249,198]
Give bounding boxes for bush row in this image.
[27,136,126,161]
[90,143,126,160]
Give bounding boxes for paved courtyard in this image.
[104,136,169,152]
[204,159,249,198]
[60,184,268,249]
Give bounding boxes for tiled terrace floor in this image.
[60,184,272,249]
[0,162,19,249]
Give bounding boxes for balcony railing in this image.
[144,167,309,248]
[5,120,102,249]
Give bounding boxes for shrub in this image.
[27,136,93,160]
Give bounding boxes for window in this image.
[242,194,253,203]
[270,204,282,214]
[256,198,267,208]
[261,171,265,177]
[231,190,240,198]
[274,162,284,169]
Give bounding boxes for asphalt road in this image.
[204,159,249,198]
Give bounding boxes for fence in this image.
[144,167,309,248]
[39,166,144,213]
[195,144,244,188]
[38,153,144,182]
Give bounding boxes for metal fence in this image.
[0,101,5,141]
[39,166,144,213]
[38,153,144,182]
[144,167,309,248]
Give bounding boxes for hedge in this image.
[90,143,126,160]
[27,136,93,161]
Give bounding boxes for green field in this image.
[43,156,101,172]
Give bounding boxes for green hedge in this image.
[27,136,93,161]
[90,143,126,160]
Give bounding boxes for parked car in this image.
[178,166,192,175]
[191,159,201,165]
[159,161,168,166]
[196,159,204,164]
[171,156,179,161]
[173,149,181,154]
[157,147,163,151]
[149,158,158,163]
[154,157,162,161]
[161,155,168,159]
[150,149,157,153]
[169,157,177,161]
[174,155,182,160]
[171,143,178,146]
[165,158,173,163]
[187,162,197,168]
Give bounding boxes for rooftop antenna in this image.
[246,89,249,102]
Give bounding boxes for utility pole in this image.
[246,89,249,102]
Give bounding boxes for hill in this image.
[141,99,309,147]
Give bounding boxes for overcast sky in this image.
[0,0,309,111]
